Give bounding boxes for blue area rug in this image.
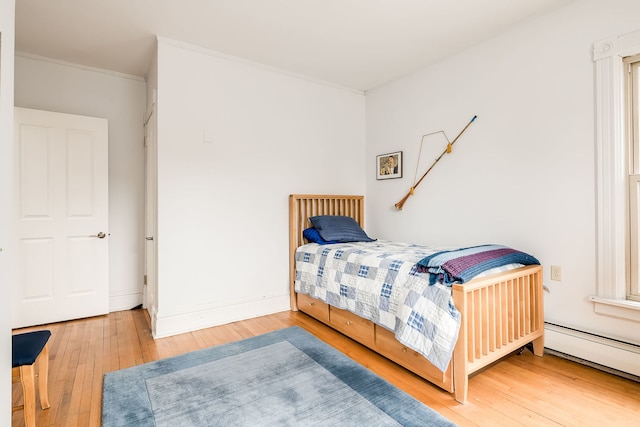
[102,326,456,426]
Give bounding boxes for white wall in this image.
[14,55,147,312]
[0,1,15,423]
[153,39,365,337]
[366,0,640,350]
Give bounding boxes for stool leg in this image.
[38,342,50,409]
[19,364,36,427]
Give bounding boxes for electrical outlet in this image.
[550,265,562,281]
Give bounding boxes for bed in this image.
[288,194,544,404]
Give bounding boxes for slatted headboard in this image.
[288,194,365,310]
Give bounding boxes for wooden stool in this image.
[12,330,51,427]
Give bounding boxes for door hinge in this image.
[144,274,147,285]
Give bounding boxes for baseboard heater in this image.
[544,322,640,381]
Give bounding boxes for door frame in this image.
[143,105,158,334]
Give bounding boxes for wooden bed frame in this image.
[289,194,544,403]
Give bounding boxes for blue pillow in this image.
[309,215,375,243]
[303,227,338,245]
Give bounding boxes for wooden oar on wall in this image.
[394,115,477,210]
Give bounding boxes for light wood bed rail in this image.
[289,194,544,403]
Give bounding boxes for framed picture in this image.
[376,151,402,180]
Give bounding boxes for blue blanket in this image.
[416,244,540,286]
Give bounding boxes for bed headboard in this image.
[288,194,365,310]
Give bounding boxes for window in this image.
[591,30,640,321]
[627,55,640,301]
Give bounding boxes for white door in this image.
[13,107,109,328]
[143,108,158,323]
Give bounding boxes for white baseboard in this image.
[544,323,640,378]
[152,295,291,339]
[109,291,143,312]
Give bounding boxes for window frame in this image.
[626,56,640,301]
[591,30,640,321]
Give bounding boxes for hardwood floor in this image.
[12,309,640,426]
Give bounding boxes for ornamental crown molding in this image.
[593,38,615,61]
[594,29,640,62]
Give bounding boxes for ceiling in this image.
[15,0,573,92]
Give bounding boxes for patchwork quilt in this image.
[295,241,461,371]
[295,240,530,371]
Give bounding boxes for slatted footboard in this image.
[452,265,544,403]
[289,194,544,404]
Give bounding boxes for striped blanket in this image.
[416,244,540,286]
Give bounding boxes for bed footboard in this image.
[452,265,544,403]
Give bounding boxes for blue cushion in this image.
[303,227,338,245]
[309,215,375,243]
[12,330,51,367]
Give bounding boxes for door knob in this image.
[145,236,154,241]
[90,232,106,239]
